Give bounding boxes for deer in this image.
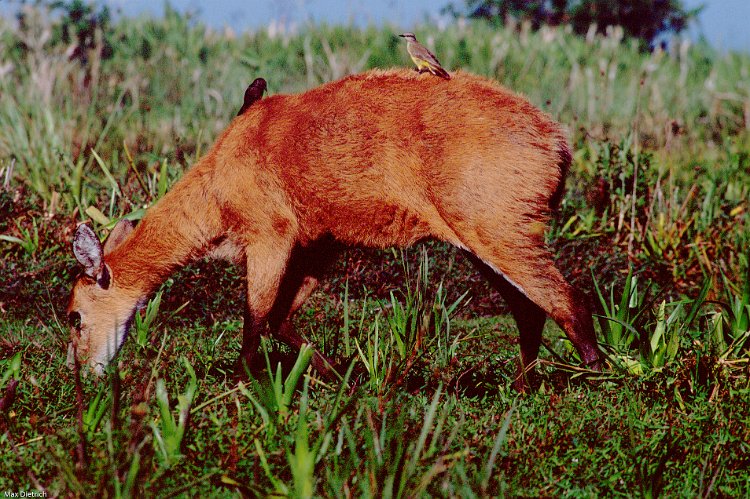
[66,68,601,390]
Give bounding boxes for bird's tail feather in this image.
[430,65,451,80]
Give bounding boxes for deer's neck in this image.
[107,166,222,295]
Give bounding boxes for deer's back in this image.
[210,69,569,246]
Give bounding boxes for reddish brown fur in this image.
[67,69,600,385]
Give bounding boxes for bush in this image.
[455,0,701,47]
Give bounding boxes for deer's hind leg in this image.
[466,252,547,390]
[458,225,600,387]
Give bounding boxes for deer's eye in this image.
[68,312,81,330]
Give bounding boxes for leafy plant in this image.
[151,357,198,468]
[640,300,681,369]
[593,270,711,372]
[358,251,469,392]
[238,339,314,440]
[82,381,111,440]
[354,319,391,393]
[134,291,162,348]
[711,262,750,359]
[0,352,21,389]
[722,264,750,339]
[592,268,641,353]
[382,250,431,360]
[104,419,146,498]
[0,219,40,257]
[432,281,470,368]
[285,375,329,497]
[251,351,359,496]
[322,385,470,497]
[0,352,21,413]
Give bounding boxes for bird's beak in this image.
[398,34,406,38]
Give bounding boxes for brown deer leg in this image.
[236,240,292,376]
[467,252,546,391]
[506,291,546,391]
[238,305,262,373]
[465,238,601,380]
[239,239,340,379]
[271,276,341,380]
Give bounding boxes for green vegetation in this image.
[456,0,700,47]
[1,4,749,496]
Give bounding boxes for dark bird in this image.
[399,33,450,80]
[236,78,267,116]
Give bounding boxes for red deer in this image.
[66,68,601,388]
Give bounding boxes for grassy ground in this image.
[1,4,750,496]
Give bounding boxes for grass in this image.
[1,3,749,496]
[2,312,749,495]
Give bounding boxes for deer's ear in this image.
[103,219,135,255]
[73,224,103,277]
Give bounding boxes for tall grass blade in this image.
[482,402,516,491]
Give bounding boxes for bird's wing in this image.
[422,46,442,66]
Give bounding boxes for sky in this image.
[0,0,748,51]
